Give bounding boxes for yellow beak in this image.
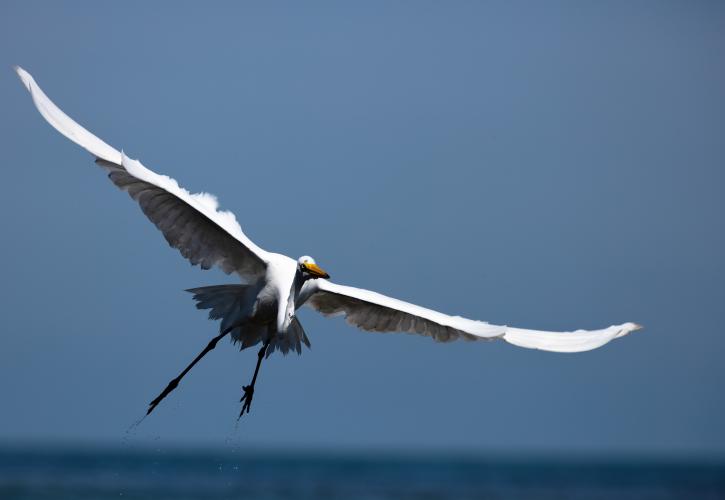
[302,262,330,279]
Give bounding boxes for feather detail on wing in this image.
[303,280,641,352]
[15,66,268,281]
[304,280,505,343]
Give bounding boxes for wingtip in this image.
[610,322,643,340]
[621,322,643,336]
[13,65,32,90]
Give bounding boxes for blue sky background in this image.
[1,1,723,456]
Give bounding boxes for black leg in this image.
[146,324,238,416]
[239,338,271,418]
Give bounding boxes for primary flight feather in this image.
[15,66,641,416]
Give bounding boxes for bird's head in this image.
[297,256,330,280]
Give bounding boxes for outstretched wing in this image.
[303,280,640,353]
[15,66,268,280]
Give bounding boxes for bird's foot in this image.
[239,384,255,418]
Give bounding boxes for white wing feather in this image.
[305,280,640,352]
[15,66,269,279]
[15,66,121,165]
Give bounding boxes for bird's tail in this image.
[186,285,310,355]
[187,285,254,332]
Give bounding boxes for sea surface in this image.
[0,447,724,500]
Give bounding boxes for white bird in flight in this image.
[15,66,641,418]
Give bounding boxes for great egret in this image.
[15,67,641,418]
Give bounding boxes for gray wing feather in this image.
[307,288,481,343]
[100,160,266,279]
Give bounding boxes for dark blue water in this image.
[0,448,723,499]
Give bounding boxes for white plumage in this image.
[15,66,641,358]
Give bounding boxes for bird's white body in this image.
[15,66,641,358]
[266,254,300,333]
